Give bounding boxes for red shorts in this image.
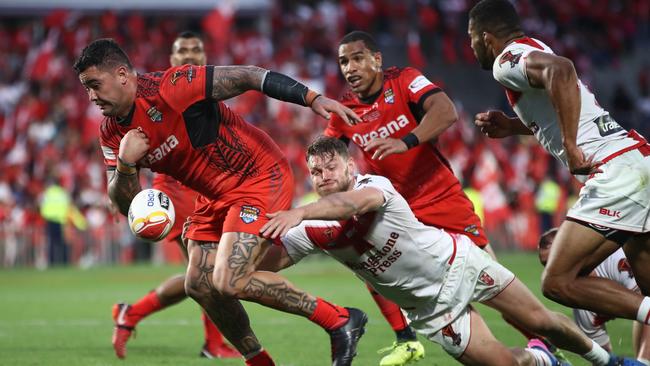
[411,190,489,248]
[185,162,294,243]
[153,174,199,242]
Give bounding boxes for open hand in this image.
[364,137,408,160]
[259,208,305,239]
[311,96,361,125]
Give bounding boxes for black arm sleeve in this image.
[261,71,309,106]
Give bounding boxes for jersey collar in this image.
[116,104,135,126]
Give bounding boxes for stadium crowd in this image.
[0,0,649,267]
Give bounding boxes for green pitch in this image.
[0,252,635,365]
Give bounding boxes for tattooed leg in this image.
[212,232,318,317]
[184,239,262,357]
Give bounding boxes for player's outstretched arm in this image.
[524,51,601,175]
[260,187,384,239]
[210,66,360,124]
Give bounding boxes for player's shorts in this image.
[406,236,515,358]
[567,134,650,236]
[185,161,294,243]
[573,308,612,348]
[152,174,199,242]
[411,191,489,247]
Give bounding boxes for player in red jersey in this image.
[110,31,239,360]
[323,31,491,366]
[74,38,366,366]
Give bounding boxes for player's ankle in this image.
[581,340,609,366]
[394,326,417,342]
[308,298,349,331]
[636,297,650,324]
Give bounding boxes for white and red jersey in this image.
[324,67,463,205]
[493,37,639,181]
[281,174,466,310]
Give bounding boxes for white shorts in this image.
[407,240,515,358]
[567,147,650,233]
[573,308,611,347]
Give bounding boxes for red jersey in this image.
[325,67,463,208]
[99,65,287,201]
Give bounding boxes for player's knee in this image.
[541,272,571,303]
[184,274,211,302]
[211,270,246,299]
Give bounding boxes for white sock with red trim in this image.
[525,347,554,366]
[581,340,609,366]
[637,297,650,324]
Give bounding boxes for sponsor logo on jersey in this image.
[478,270,495,286]
[499,51,522,68]
[594,115,623,137]
[146,106,163,122]
[408,75,433,94]
[599,207,621,218]
[170,67,195,85]
[240,205,260,224]
[464,224,480,237]
[101,145,116,161]
[345,232,401,277]
[441,324,462,346]
[361,109,382,123]
[146,135,179,164]
[351,114,410,147]
[384,88,394,104]
[617,258,634,279]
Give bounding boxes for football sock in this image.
[366,283,410,333]
[202,312,224,345]
[525,347,554,366]
[245,349,275,366]
[581,340,610,366]
[126,290,162,326]
[395,326,418,342]
[637,297,650,324]
[638,358,650,366]
[308,298,350,331]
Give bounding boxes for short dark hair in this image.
[73,38,133,74]
[538,227,558,249]
[306,136,350,162]
[339,31,380,53]
[469,0,522,38]
[176,30,203,40]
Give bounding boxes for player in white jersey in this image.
[257,136,642,366]
[538,228,650,365]
[467,0,650,329]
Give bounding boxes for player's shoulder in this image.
[136,71,165,98]
[496,37,552,67]
[354,174,394,191]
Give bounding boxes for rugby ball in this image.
[128,189,175,242]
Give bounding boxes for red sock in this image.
[245,350,275,366]
[202,312,224,346]
[126,291,163,326]
[366,283,408,331]
[308,298,350,331]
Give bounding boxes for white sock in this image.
[637,297,650,324]
[525,348,553,366]
[581,340,610,366]
[638,358,650,366]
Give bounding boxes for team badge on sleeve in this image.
[408,75,433,94]
[170,67,195,85]
[478,270,495,286]
[499,51,522,68]
[240,205,260,224]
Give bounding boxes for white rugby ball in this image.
[128,189,175,242]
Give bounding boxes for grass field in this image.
[0,252,635,366]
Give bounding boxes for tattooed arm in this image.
[210,66,360,124]
[107,169,141,216]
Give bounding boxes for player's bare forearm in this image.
[525,52,580,148]
[302,188,384,221]
[211,65,267,101]
[107,170,141,216]
[412,92,458,142]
